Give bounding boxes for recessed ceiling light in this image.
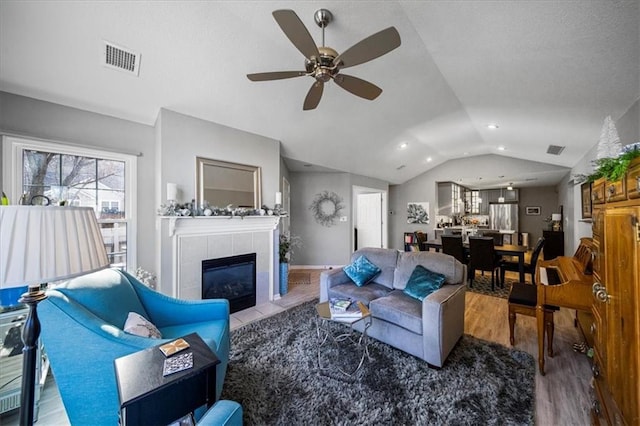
[487,123,499,130]
[426,157,432,162]
[497,146,505,151]
[399,142,408,149]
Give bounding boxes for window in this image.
[3,136,137,270]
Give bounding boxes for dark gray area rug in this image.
[221,300,535,425]
[467,273,516,299]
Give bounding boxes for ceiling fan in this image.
[247,9,401,110]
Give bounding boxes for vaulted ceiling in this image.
[1,1,638,187]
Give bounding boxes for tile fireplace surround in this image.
[156,216,281,304]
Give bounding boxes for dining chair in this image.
[468,236,503,290]
[507,281,558,355]
[480,231,504,246]
[500,237,545,284]
[441,235,467,264]
[413,231,428,251]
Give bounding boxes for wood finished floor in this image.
[0,269,591,425]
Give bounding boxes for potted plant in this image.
[279,232,301,295]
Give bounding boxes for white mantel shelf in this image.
[158,215,281,237]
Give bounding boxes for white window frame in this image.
[2,136,138,270]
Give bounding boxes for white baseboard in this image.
[289,265,342,270]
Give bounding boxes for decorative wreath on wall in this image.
[309,190,344,227]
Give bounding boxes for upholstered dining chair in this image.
[468,236,503,290]
[441,235,467,264]
[507,281,558,356]
[501,237,545,285]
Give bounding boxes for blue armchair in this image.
[39,268,233,425]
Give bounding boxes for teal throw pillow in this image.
[344,255,382,287]
[403,265,446,301]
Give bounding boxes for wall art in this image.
[407,202,430,224]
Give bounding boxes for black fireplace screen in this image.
[202,253,256,314]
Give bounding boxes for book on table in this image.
[330,300,364,319]
[329,297,352,313]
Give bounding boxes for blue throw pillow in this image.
[344,255,382,287]
[403,265,446,301]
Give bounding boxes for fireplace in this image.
[202,253,256,314]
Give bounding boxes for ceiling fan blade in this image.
[247,71,307,81]
[333,74,382,100]
[303,81,324,110]
[334,27,401,69]
[272,9,320,60]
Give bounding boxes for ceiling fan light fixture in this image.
[247,9,401,110]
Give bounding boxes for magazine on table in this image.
[330,299,363,319]
[329,297,352,313]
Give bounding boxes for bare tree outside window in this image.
[22,150,128,268]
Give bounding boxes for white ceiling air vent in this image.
[546,145,565,155]
[102,41,140,76]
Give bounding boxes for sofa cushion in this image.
[328,282,392,306]
[350,248,399,289]
[344,255,382,287]
[370,290,422,334]
[393,251,464,290]
[54,268,149,329]
[403,265,446,301]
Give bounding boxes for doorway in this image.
[353,186,387,251]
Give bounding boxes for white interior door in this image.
[357,192,382,249]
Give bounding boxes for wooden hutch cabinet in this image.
[590,157,640,425]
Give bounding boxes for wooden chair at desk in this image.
[507,280,559,356]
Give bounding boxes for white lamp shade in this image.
[552,213,562,221]
[0,206,110,288]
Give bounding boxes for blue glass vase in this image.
[279,262,289,295]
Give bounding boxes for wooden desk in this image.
[423,239,528,282]
[114,333,220,426]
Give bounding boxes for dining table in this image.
[422,239,528,282]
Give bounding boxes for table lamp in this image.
[551,213,562,231]
[0,206,110,426]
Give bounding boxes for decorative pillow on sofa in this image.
[344,255,382,287]
[403,265,446,301]
[123,312,162,339]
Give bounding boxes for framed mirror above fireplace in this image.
[195,156,262,209]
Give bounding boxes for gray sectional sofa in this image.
[320,247,467,367]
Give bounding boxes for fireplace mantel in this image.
[161,215,281,237]
[156,215,281,304]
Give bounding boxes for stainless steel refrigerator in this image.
[489,203,518,232]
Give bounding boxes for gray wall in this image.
[0,91,157,270]
[156,108,280,208]
[290,172,352,266]
[288,171,388,266]
[518,186,562,245]
[388,154,570,251]
[0,93,282,273]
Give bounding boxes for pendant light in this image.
[498,186,505,203]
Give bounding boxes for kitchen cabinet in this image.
[437,182,465,216]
